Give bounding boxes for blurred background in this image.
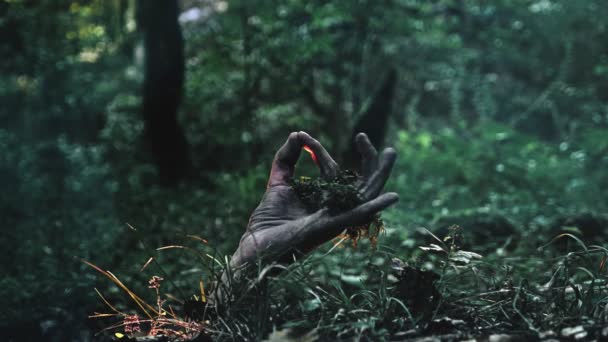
[1,0,607,340]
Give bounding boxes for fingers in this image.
[331,192,399,229]
[297,131,339,180]
[268,132,302,187]
[268,131,339,187]
[361,147,397,200]
[297,192,398,248]
[355,133,378,180]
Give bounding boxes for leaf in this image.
[450,250,483,264]
[561,326,586,338]
[140,257,154,272]
[416,227,449,250]
[419,244,446,253]
[416,132,433,148]
[186,234,209,244]
[81,259,157,319]
[199,278,206,303]
[263,328,318,342]
[538,233,588,252]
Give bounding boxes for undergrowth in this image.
[86,221,608,341]
[80,122,608,341]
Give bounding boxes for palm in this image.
[249,186,310,231]
[230,131,398,267]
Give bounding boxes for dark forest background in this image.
[1,0,607,341]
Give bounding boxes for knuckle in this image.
[384,147,397,156]
[288,131,299,141]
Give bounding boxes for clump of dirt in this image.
[290,169,384,247]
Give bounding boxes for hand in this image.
[230,131,399,268]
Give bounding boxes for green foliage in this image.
[388,122,607,224]
[181,224,608,340]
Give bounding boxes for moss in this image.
[290,170,384,247]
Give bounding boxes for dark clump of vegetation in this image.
[291,170,384,246]
[290,170,361,214]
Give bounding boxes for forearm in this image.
[207,254,248,307]
[209,242,294,307]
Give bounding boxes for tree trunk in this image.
[137,0,189,185]
[343,69,397,169]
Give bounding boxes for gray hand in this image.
[230,131,399,268]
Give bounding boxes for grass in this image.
[86,221,608,341]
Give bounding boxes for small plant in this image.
[290,169,384,247]
[84,260,207,341]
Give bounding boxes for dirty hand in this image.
[230,131,399,269]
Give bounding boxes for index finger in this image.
[297,131,339,180]
[355,132,378,180]
[268,132,340,188]
[268,132,302,187]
